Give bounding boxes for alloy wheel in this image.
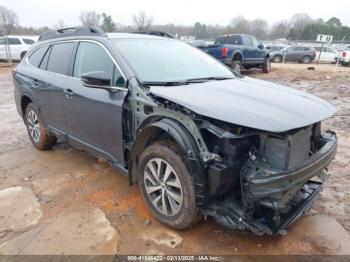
[27,110,40,143]
[144,158,183,216]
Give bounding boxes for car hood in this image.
[149,77,336,133]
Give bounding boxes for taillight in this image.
[342,51,347,57]
[221,47,228,58]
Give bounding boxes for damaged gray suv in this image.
[13,27,337,235]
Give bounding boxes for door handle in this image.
[64,89,74,98]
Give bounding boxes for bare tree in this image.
[228,16,251,34]
[53,20,67,30]
[250,19,269,40]
[0,5,19,34]
[290,13,312,40]
[270,20,291,39]
[79,11,101,27]
[132,11,153,31]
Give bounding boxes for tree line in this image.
[1,4,350,41]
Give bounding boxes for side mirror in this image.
[81,71,111,88]
[258,44,264,49]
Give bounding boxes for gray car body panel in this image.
[149,76,336,133]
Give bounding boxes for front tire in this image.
[25,103,56,150]
[138,140,200,230]
[272,55,282,63]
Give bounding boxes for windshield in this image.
[113,39,235,83]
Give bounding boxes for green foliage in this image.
[101,13,116,32]
[326,17,342,27]
[288,28,297,40]
[301,23,350,40]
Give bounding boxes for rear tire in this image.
[301,55,311,64]
[25,103,56,150]
[262,58,271,73]
[138,140,200,230]
[232,58,242,73]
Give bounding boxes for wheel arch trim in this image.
[129,117,208,206]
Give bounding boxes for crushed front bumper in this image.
[246,131,337,207]
[205,131,337,235]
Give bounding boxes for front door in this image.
[63,41,127,164]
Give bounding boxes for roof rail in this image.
[38,27,107,42]
[131,30,176,39]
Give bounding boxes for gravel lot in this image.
[0,63,350,256]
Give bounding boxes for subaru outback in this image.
[13,27,337,235]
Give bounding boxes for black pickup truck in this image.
[199,34,270,73]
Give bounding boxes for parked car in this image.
[270,46,316,64]
[198,34,271,73]
[314,46,338,63]
[337,47,350,66]
[13,27,337,235]
[0,35,37,61]
[265,44,285,52]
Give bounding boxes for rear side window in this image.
[47,42,75,75]
[7,38,21,45]
[22,38,35,44]
[227,35,242,45]
[40,46,52,70]
[28,46,49,67]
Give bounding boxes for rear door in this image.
[37,42,76,133]
[63,41,127,163]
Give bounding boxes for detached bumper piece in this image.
[206,181,322,235]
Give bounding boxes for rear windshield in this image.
[214,35,241,45]
[22,38,35,44]
[214,36,226,44]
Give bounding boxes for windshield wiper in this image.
[143,76,234,86]
[143,81,189,86]
[185,76,234,83]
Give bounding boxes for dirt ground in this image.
[0,63,350,257]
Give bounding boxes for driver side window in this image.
[251,37,260,47]
[73,42,125,87]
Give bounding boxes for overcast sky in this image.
[2,0,350,28]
